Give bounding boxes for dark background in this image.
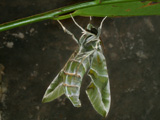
[0,0,160,120]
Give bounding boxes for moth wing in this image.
[86,50,111,117]
[42,51,78,103]
[42,71,64,103]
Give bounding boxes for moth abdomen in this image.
[63,84,80,98]
[63,83,79,88]
[63,71,81,78]
[62,53,90,107]
[64,81,81,107]
[65,60,87,77]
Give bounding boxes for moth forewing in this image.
[86,82,107,117]
[42,71,64,103]
[86,50,111,117]
[42,51,78,103]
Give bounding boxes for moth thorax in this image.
[82,35,99,51]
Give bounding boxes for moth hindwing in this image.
[42,16,111,117]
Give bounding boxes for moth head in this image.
[86,23,98,35]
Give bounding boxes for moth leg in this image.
[57,20,79,43]
[70,14,86,33]
[97,16,107,37]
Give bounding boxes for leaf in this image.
[73,1,160,17]
[86,50,111,117]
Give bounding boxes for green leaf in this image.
[95,0,102,4]
[74,1,160,17]
[86,51,111,117]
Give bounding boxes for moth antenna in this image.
[97,16,107,37]
[57,20,78,43]
[99,16,107,30]
[70,14,86,33]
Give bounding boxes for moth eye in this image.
[86,28,98,35]
[90,28,98,35]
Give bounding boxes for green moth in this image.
[42,15,111,117]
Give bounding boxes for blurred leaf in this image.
[74,1,160,17]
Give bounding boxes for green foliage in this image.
[74,0,160,17]
[0,0,160,32]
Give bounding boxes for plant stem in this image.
[0,0,141,32]
[0,1,94,32]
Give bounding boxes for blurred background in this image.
[0,0,160,120]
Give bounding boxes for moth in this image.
[42,15,111,117]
